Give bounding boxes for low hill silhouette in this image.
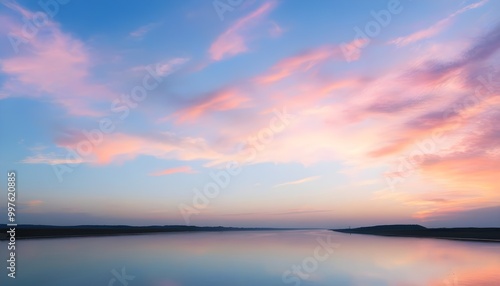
[333,224,500,242]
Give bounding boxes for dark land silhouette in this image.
[333,224,500,242]
[2,224,499,242]
[0,224,298,240]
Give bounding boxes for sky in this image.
[0,0,499,228]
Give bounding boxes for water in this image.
[1,230,499,285]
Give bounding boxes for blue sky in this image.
[0,0,499,227]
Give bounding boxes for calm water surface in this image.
[1,230,499,285]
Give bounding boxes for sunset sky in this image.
[0,0,499,228]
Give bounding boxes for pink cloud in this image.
[167,88,251,124]
[209,1,276,61]
[149,166,196,176]
[389,19,450,47]
[0,2,114,116]
[254,40,365,85]
[389,0,488,47]
[255,45,335,84]
[231,24,499,171]
[1,0,33,19]
[52,132,228,166]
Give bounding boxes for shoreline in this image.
[0,225,308,240]
[333,231,500,243]
[333,225,500,243]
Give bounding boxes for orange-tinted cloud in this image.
[149,166,196,176]
[53,132,228,166]
[255,45,340,84]
[24,200,44,207]
[168,88,251,123]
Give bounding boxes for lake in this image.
[1,230,499,285]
